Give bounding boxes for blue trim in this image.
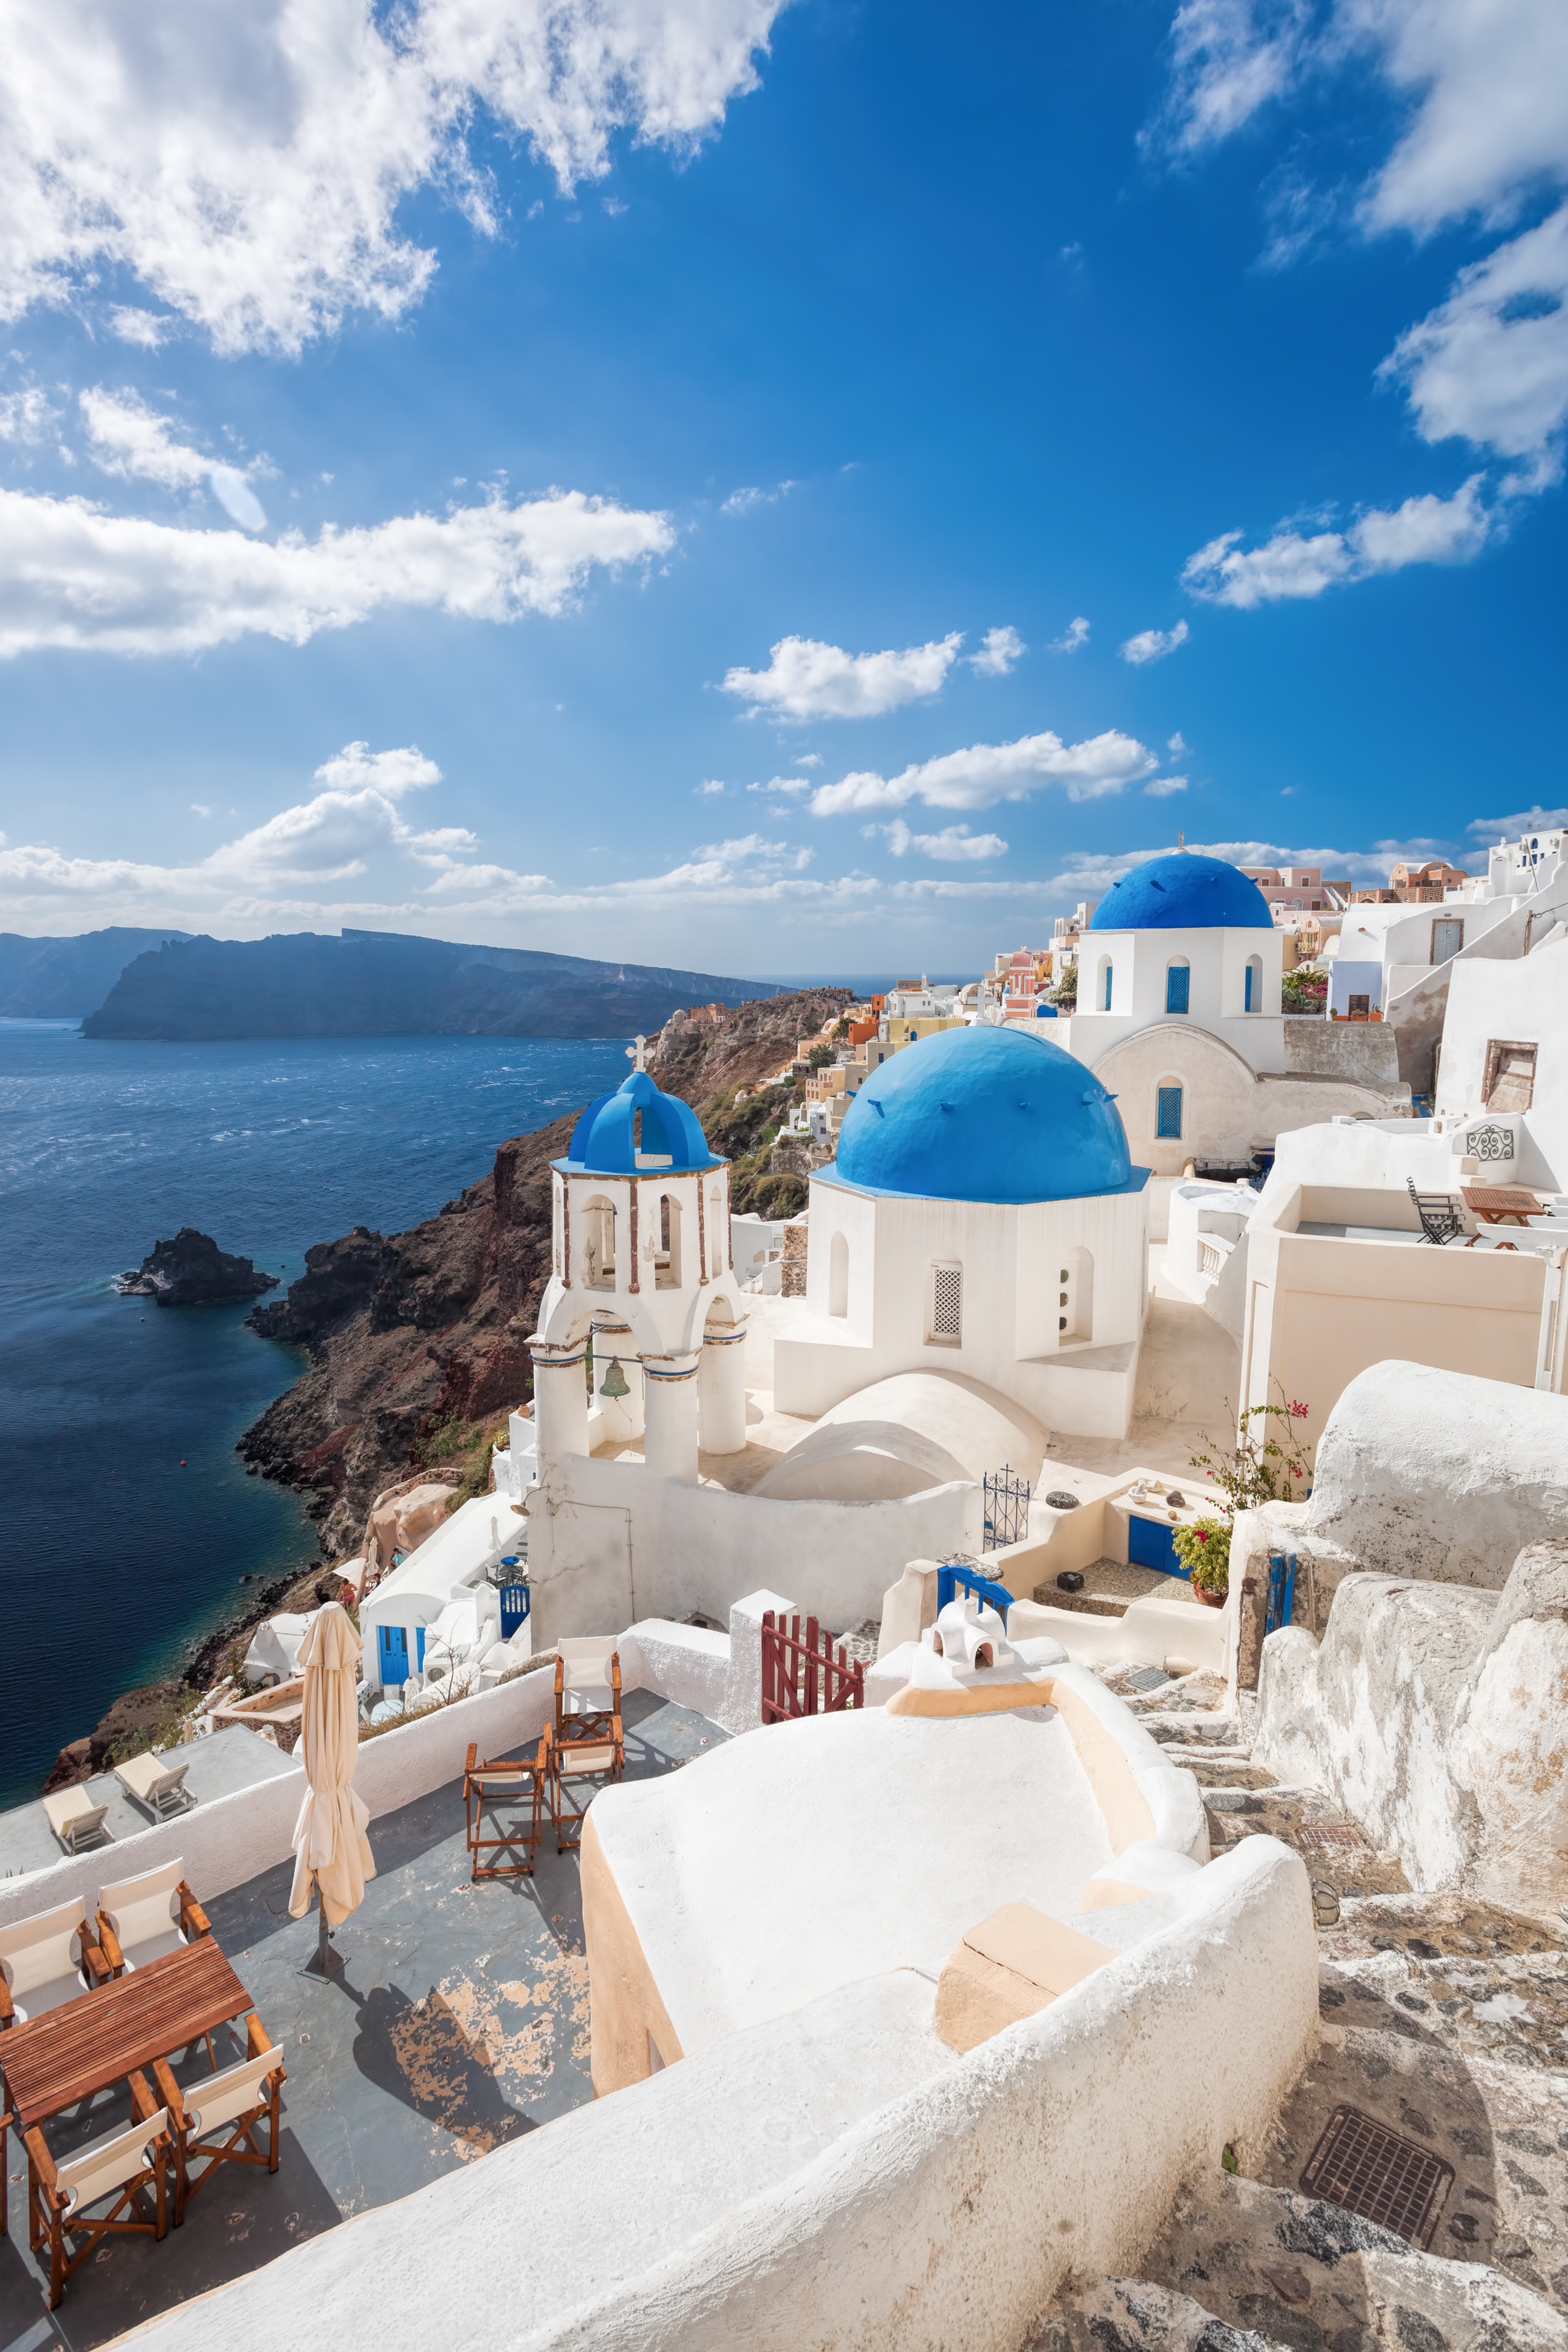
[937,1563,1015,1619]
[1165,964,1190,1015]
[1156,1085,1183,1140]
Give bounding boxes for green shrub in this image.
[1172,1515,1230,1592]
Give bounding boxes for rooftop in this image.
[0,1728,297,1882]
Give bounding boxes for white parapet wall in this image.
[113,1835,1316,2352]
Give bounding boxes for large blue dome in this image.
[559,1069,719,1177]
[828,1024,1140,1205]
[1089,852,1273,931]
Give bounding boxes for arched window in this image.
[582,1196,616,1290]
[1244,955,1262,1012]
[1156,1082,1183,1140]
[1097,956,1114,1012]
[1058,1245,1094,1342]
[655,1192,683,1289]
[928,1259,962,1345]
[1165,957,1191,1015]
[828,1229,850,1318]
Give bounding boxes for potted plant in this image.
[1172,1516,1230,1605]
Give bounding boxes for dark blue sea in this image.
[0,1024,632,1807]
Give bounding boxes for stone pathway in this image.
[1027,1665,1568,2350]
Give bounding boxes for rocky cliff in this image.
[119,1227,279,1306]
[240,987,850,1555]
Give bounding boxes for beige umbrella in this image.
[289,1601,376,1974]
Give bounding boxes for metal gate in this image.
[760,1612,864,1723]
[982,1464,1031,1551]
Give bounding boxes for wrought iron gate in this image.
[982,1464,1031,1551]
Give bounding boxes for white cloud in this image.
[809,727,1158,816]
[794,752,822,767]
[871,819,1008,861]
[721,632,963,720]
[312,742,443,798]
[1050,616,1091,653]
[0,385,62,446]
[1467,803,1568,835]
[109,308,172,349]
[78,389,272,532]
[1383,205,1568,467]
[1119,620,1190,663]
[190,803,211,817]
[0,0,784,355]
[1168,731,1188,753]
[968,624,1024,676]
[694,778,728,796]
[1182,476,1492,605]
[1159,0,1310,153]
[0,485,673,656]
[745,774,811,795]
[1144,774,1189,796]
[719,481,794,517]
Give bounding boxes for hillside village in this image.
[3,834,1567,2352]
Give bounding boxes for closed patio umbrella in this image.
[289,1601,376,1974]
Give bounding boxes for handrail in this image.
[935,1563,1015,1621]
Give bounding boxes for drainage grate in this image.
[1296,1821,1370,1852]
[1122,1666,1172,1693]
[1299,2105,1453,2249]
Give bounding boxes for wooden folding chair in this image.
[463,1726,553,1879]
[153,2015,285,2227]
[553,1649,624,1852]
[26,2073,168,2308]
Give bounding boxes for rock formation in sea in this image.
[118,1227,281,1307]
[239,988,849,1556]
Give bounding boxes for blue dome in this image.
[829,1024,1141,1205]
[1089,853,1273,931]
[560,1070,719,1177]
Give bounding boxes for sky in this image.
[0,0,1564,981]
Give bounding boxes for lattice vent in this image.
[931,1262,962,1341]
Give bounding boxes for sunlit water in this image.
[0,1023,630,1804]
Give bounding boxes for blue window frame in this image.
[1244,963,1254,1011]
[1156,1085,1183,1139]
[1166,963,1190,1015]
[1101,961,1113,1011]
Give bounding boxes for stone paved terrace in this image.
[0,1691,724,2352]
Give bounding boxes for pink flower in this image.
[1290,1399,1309,1418]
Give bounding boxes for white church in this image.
[518,1021,1159,1642]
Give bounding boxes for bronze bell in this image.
[599,1356,630,1401]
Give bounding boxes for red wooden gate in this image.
[760,1612,865,1723]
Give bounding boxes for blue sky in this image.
[0,0,1564,979]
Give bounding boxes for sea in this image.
[0,1023,636,1808]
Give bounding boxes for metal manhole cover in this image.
[1299,2104,1453,2248]
[1296,1822,1370,1852]
[1122,1666,1172,1693]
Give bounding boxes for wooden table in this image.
[1461,1185,1545,1228]
[0,1941,252,2129]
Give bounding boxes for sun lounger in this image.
[112,1753,192,1820]
[40,1789,110,1855]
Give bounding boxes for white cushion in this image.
[58,2110,166,2216]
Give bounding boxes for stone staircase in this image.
[1022,1663,1568,2350]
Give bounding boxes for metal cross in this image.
[626,1034,649,1073]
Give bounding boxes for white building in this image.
[1051,851,1406,1181]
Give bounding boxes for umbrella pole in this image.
[303,1889,343,1977]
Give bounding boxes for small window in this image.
[1432,917,1464,964]
[1348,993,1370,1018]
[828,1229,849,1318]
[1483,1039,1536,1112]
[929,1259,962,1344]
[1165,961,1190,1015]
[1156,1085,1183,1140]
[1244,953,1262,1013]
[1098,957,1113,1012]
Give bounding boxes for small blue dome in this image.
[830,1025,1139,1205]
[1089,853,1273,931]
[560,1070,719,1177]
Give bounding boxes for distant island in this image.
[79,928,783,1041]
[118,1228,280,1307]
[0,926,192,1019]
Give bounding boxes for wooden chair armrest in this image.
[0,1975,14,2026]
[128,2069,164,2134]
[80,1937,113,1988]
[245,2012,285,2083]
[464,1742,477,1775]
[176,1880,211,1939]
[24,2126,63,2205]
[95,1914,127,1975]
[151,2057,187,2126]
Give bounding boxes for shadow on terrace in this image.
[0,1690,723,2352]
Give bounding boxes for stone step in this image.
[1039,2163,1568,2350]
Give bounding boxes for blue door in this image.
[376,1623,409,1685]
[1128,1514,1185,1576]
[499,1583,530,1639]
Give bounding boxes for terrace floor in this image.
[0,1691,724,2352]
